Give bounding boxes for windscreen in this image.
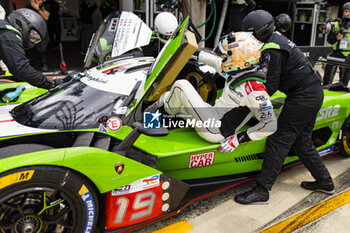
[11,81,129,130]
[12,58,152,130]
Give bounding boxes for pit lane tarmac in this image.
[133,153,350,233]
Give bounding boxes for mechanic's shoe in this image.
[301,178,335,195]
[41,64,48,72]
[234,185,269,205]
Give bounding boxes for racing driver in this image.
[146,31,277,153]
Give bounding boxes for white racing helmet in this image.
[154,12,178,43]
[214,32,263,75]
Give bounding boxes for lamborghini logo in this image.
[114,162,125,175]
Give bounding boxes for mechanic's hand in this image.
[40,79,63,90]
[51,79,63,88]
[218,134,239,153]
[63,75,73,83]
[337,33,343,41]
[30,0,40,11]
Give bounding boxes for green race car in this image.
[0,15,350,233]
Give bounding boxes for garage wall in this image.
[12,0,104,31]
[59,0,102,30]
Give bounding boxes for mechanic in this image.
[0,8,59,89]
[323,2,350,87]
[146,32,277,153]
[275,13,292,34]
[27,0,50,72]
[139,12,178,57]
[0,4,8,75]
[235,10,334,205]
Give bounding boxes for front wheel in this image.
[0,166,99,233]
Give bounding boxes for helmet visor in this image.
[29,30,41,44]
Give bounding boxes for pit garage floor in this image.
[133,67,350,233]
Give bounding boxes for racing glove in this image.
[237,131,251,143]
[218,134,239,153]
[40,79,64,90]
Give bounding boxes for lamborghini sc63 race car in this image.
[0,15,350,233]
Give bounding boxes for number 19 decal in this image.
[106,186,164,229]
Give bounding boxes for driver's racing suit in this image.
[150,51,277,143]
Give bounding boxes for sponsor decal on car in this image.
[332,120,340,129]
[318,145,334,156]
[79,184,96,233]
[0,170,34,189]
[106,173,164,229]
[112,174,160,196]
[98,124,108,133]
[106,183,163,229]
[189,152,215,168]
[114,161,125,175]
[107,117,122,131]
[316,105,340,121]
[143,174,159,185]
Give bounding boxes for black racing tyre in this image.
[0,166,99,233]
[340,115,350,157]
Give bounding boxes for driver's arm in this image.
[242,81,277,141]
[197,51,224,75]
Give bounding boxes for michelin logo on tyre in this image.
[79,184,96,233]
